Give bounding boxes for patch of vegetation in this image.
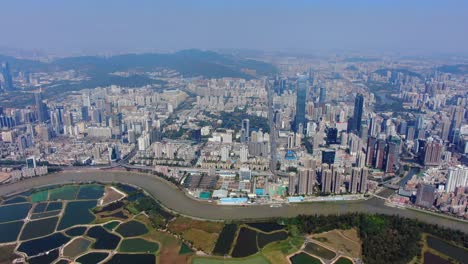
[125,197,174,228]
[290,213,468,264]
[168,217,224,253]
[206,108,270,134]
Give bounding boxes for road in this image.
[0,170,467,232]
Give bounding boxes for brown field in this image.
[310,228,361,258]
[144,229,193,264]
[100,186,126,205]
[168,217,223,254]
[0,245,20,264]
[168,217,223,234]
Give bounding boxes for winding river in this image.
[0,170,467,232]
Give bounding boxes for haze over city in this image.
[1,0,468,56]
[0,1,467,264]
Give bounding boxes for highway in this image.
[0,170,467,232]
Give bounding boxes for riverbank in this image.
[0,170,467,232]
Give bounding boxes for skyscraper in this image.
[423,138,443,166]
[366,137,377,166]
[319,86,327,104]
[241,119,250,142]
[352,94,364,133]
[321,169,332,193]
[375,139,386,169]
[288,173,297,195]
[350,168,361,194]
[294,77,307,133]
[359,168,369,193]
[332,169,343,194]
[35,91,48,123]
[385,140,399,173]
[298,169,308,195]
[1,62,14,91]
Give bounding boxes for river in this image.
[0,170,467,232]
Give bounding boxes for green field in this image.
[334,257,353,264]
[119,238,159,253]
[49,186,80,200]
[31,191,49,203]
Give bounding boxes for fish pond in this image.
[213,224,238,255]
[426,236,468,263]
[20,216,59,240]
[116,220,149,237]
[0,221,24,243]
[58,200,97,230]
[304,241,336,260]
[119,238,159,253]
[87,226,121,250]
[0,203,32,223]
[290,252,322,264]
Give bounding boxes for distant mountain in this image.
[1,49,277,79]
[0,55,47,71]
[374,68,422,79]
[436,64,468,75]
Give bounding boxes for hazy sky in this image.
[1,0,467,55]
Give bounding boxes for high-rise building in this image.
[321,169,332,193]
[350,167,360,194]
[81,106,89,121]
[221,145,230,162]
[366,137,377,166]
[406,126,415,141]
[294,77,307,133]
[288,173,297,195]
[1,62,14,91]
[35,91,48,123]
[240,144,248,163]
[360,168,369,193]
[385,140,399,173]
[298,169,308,195]
[241,119,250,142]
[446,165,468,193]
[423,138,443,166]
[319,86,327,104]
[307,168,316,195]
[369,116,382,137]
[374,139,386,169]
[332,169,343,194]
[326,127,338,145]
[360,124,368,143]
[440,118,451,142]
[352,94,364,133]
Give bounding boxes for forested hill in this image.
[0,49,277,79]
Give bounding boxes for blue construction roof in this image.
[287,196,304,202]
[219,197,248,204]
[285,150,297,160]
